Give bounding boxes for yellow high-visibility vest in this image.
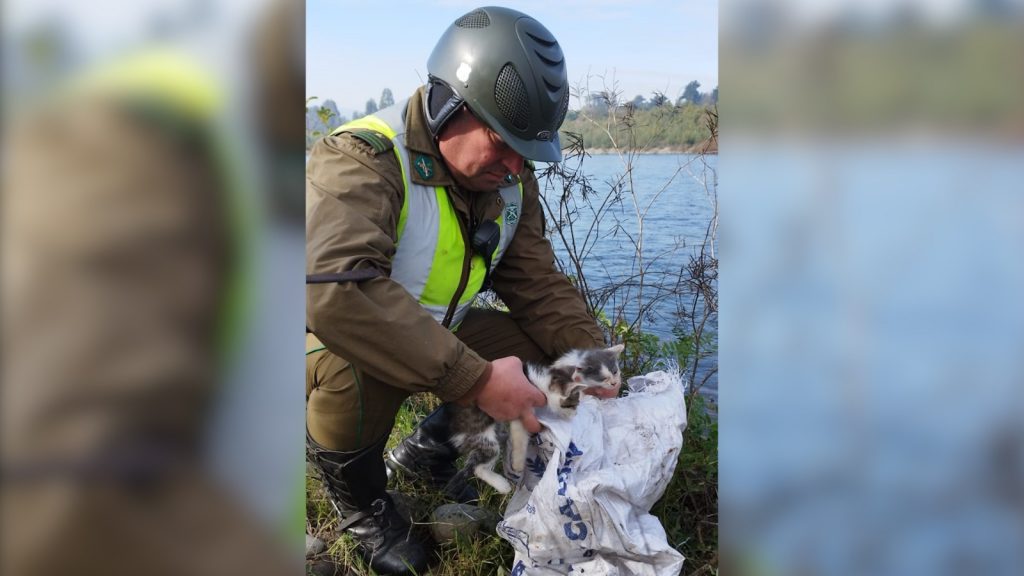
[334,101,523,329]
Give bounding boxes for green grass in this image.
[655,392,719,575]
[307,391,717,575]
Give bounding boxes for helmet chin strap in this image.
[424,78,465,137]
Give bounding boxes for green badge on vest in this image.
[413,154,435,179]
[504,203,519,225]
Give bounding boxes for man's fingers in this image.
[584,382,620,399]
[530,388,547,407]
[519,408,542,434]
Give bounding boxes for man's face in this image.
[437,107,525,192]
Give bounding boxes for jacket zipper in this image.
[441,192,474,329]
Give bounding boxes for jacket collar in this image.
[402,87,455,189]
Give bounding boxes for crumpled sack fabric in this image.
[498,370,688,575]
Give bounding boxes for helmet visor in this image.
[468,102,564,163]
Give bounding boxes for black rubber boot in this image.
[306,433,430,576]
[385,404,479,504]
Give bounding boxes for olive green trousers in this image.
[306,309,548,451]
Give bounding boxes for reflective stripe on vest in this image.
[333,100,523,328]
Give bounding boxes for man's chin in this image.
[468,174,505,191]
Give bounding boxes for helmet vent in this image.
[495,64,530,130]
[535,51,562,67]
[455,10,490,28]
[525,31,557,47]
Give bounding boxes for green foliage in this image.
[316,106,336,127]
[600,314,667,377]
[611,322,718,390]
[725,19,1023,133]
[560,103,713,151]
[654,392,718,575]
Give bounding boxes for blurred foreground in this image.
[2,1,304,575]
[722,1,1024,575]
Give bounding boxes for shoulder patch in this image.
[347,129,393,155]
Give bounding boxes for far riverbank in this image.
[584,142,717,155]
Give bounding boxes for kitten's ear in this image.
[607,343,625,356]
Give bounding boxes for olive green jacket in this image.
[305,87,603,401]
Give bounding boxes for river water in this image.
[538,152,719,401]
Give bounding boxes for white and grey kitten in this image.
[447,344,624,494]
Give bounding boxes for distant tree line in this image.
[605,80,718,113]
[306,88,396,149]
[562,81,718,152]
[308,83,718,152]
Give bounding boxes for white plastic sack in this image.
[498,370,688,575]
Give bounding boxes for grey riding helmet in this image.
[425,6,570,163]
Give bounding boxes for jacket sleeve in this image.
[305,135,487,401]
[490,169,606,356]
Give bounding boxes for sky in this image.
[5,0,269,56]
[306,0,718,114]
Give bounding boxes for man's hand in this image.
[583,380,621,399]
[472,357,547,434]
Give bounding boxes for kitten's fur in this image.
[446,344,624,494]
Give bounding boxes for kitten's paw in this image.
[488,477,513,494]
[475,466,514,494]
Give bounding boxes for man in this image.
[306,6,614,575]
